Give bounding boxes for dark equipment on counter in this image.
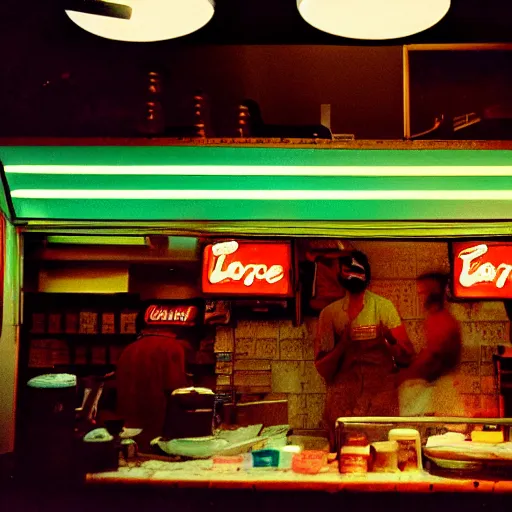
[163,387,215,440]
[17,374,78,481]
[238,99,333,139]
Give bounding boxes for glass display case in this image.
[336,417,512,479]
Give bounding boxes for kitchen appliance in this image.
[163,387,215,440]
[17,373,77,480]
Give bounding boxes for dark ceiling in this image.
[2,0,512,53]
[1,1,512,139]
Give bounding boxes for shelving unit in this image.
[20,292,141,384]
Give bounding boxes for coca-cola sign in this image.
[452,241,512,299]
[202,240,293,296]
[144,305,199,326]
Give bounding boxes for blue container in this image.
[251,449,280,468]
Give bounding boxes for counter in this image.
[86,458,512,493]
[5,456,512,512]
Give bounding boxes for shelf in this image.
[28,332,137,338]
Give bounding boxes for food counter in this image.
[86,458,508,493]
[81,416,512,495]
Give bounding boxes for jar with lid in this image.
[388,428,422,472]
[371,441,399,473]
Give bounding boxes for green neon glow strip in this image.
[11,198,512,221]
[6,175,510,193]
[1,147,512,167]
[47,235,147,245]
[6,165,512,177]
[11,189,512,200]
[3,146,512,222]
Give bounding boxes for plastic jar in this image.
[339,445,370,474]
[388,428,422,472]
[371,441,399,472]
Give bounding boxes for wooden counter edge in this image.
[86,474,504,493]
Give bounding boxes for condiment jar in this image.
[339,445,370,474]
[371,441,399,473]
[388,428,422,472]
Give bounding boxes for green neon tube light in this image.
[10,189,512,200]
[47,235,148,245]
[5,165,512,177]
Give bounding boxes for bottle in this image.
[139,70,165,136]
[237,102,251,138]
[193,91,206,138]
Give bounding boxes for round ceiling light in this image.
[297,0,451,40]
[65,0,215,42]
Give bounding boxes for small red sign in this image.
[144,305,199,326]
[452,241,512,299]
[202,240,293,296]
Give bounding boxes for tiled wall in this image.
[214,242,511,429]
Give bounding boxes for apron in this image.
[323,322,398,448]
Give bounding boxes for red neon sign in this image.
[144,305,199,326]
[202,240,293,296]
[452,241,512,299]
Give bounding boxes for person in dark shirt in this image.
[116,316,193,451]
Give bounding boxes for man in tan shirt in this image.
[314,251,415,447]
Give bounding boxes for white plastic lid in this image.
[388,428,420,440]
[281,445,302,454]
[371,441,398,453]
[341,445,371,456]
[27,373,77,389]
[171,387,214,395]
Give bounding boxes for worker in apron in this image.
[314,251,415,449]
[398,272,463,417]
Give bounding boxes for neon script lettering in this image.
[146,305,194,324]
[458,244,512,288]
[209,241,285,287]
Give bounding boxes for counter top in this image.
[86,459,512,493]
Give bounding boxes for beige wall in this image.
[0,220,20,453]
[214,242,509,430]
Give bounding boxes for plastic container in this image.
[213,455,244,471]
[388,428,422,471]
[279,445,301,469]
[339,445,370,474]
[292,450,327,474]
[371,441,399,473]
[252,449,280,468]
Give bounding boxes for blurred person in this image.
[398,272,462,417]
[116,310,194,451]
[314,251,415,448]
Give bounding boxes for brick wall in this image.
[214,242,511,429]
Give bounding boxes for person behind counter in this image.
[115,311,193,451]
[397,272,463,417]
[314,251,415,449]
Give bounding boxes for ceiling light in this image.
[297,0,451,40]
[65,0,215,42]
[10,189,511,201]
[65,0,132,20]
[6,165,512,177]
